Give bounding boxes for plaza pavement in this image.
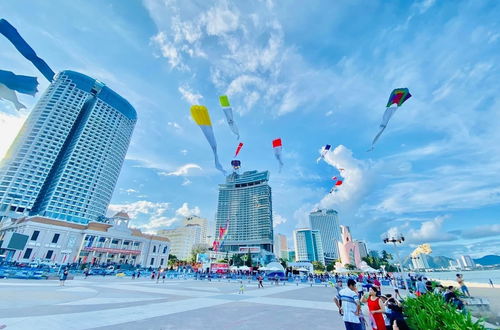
[0,277,347,330]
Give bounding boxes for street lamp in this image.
[383,235,407,290]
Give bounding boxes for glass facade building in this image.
[309,209,341,263]
[293,229,325,264]
[215,170,273,253]
[0,70,136,224]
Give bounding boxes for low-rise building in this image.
[0,212,170,268]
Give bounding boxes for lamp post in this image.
[383,235,407,290]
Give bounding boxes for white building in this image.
[157,224,203,261]
[412,254,431,270]
[0,71,136,224]
[273,233,288,260]
[0,212,169,268]
[458,255,475,268]
[309,209,341,263]
[184,215,208,243]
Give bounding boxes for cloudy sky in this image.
[1,0,499,258]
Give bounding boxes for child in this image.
[239,280,245,294]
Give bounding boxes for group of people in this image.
[334,278,409,330]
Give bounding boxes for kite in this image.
[329,178,343,194]
[231,160,241,170]
[368,88,412,151]
[219,95,240,140]
[0,19,55,82]
[316,144,331,163]
[0,70,38,95]
[190,105,226,175]
[272,138,284,172]
[234,142,243,158]
[0,83,26,110]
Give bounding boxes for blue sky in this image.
[1,0,499,259]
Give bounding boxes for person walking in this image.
[456,274,471,297]
[362,287,386,330]
[83,267,89,279]
[258,275,264,288]
[334,279,363,330]
[391,277,402,300]
[59,267,69,286]
[132,271,136,280]
[239,280,245,294]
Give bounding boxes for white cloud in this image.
[180,149,188,155]
[273,213,287,228]
[161,163,202,176]
[167,121,182,130]
[107,200,170,219]
[151,31,182,69]
[406,215,457,243]
[181,178,192,186]
[317,145,372,213]
[175,202,201,217]
[200,4,240,36]
[178,85,203,104]
[0,111,27,160]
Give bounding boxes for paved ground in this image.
[0,277,347,330]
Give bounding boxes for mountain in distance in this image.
[428,256,454,268]
[474,255,500,266]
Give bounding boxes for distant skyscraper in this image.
[458,255,475,268]
[215,170,273,253]
[412,254,430,270]
[184,215,208,243]
[355,241,368,259]
[0,71,136,224]
[274,233,288,260]
[293,229,325,264]
[309,209,341,263]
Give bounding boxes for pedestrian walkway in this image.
[0,278,345,329]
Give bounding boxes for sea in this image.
[421,269,500,284]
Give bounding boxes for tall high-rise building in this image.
[355,240,368,259]
[293,229,325,264]
[215,170,273,253]
[309,209,341,263]
[458,255,475,268]
[273,233,288,260]
[0,71,136,224]
[184,215,208,243]
[412,254,430,270]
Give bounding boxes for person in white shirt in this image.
[334,279,363,330]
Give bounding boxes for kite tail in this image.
[0,19,55,81]
[214,153,227,175]
[316,156,322,163]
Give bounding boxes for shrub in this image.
[403,293,485,330]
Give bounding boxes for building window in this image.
[46,250,53,259]
[31,230,40,241]
[23,248,33,259]
[153,245,156,253]
[150,258,154,265]
[52,233,60,243]
[160,258,164,266]
[162,246,168,254]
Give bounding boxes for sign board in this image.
[239,247,261,253]
[196,253,209,263]
[210,263,229,273]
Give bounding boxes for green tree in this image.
[279,258,288,269]
[168,254,179,268]
[245,251,252,267]
[326,262,335,272]
[231,254,244,266]
[345,264,357,270]
[312,261,325,271]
